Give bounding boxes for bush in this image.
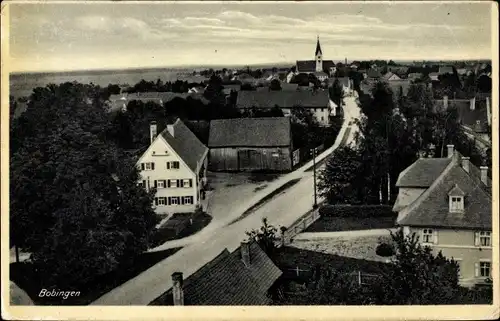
[376,243,394,257]
[319,205,396,218]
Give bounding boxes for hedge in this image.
[319,204,396,218]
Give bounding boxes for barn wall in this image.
[209,147,292,172]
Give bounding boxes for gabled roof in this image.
[366,69,382,78]
[396,158,452,187]
[296,60,335,73]
[448,184,465,196]
[397,154,492,230]
[208,117,292,148]
[159,119,208,172]
[236,90,329,109]
[150,242,282,305]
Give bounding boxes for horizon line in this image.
[9,58,492,75]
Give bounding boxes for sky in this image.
[7,1,494,72]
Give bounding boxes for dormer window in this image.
[448,184,465,213]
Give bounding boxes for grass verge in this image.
[10,247,182,305]
[229,178,302,225]
[305,216,396,232]
[150,212,212,248]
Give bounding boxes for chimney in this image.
[241,240,251,266]
[443,95,448,110]
[150,121,157,144]
[171,272,184,306]
[447,144,454,158]
[486,97,491,126]
[461,157,470,173]
[470,97,476,110]
[167,124,175,137]
[480,166,488,186]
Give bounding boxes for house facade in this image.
[208,117,293,172]
[393,145,492,287]
[236,90,332,126]
[137,119,209,215]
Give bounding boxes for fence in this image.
[284,266,381,287]
[281,203,323,244]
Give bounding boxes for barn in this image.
[208,117,293,172]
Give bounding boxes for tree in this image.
[246,218,279,257]
[269,79,282,91]
[10,82,159,288]
[329,78,345,108]
[317,146,365,204]
[379,229,461,304]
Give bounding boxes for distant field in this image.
[9,68,207,99]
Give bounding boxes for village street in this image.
[91,95,362,305]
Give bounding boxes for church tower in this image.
[315,36,323,72]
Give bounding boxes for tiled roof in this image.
[396,158,452,187]
[208,117,292,147]
[150,242,282,305]
[455,100,489,133]
[236,90,329,109]
[366,69,382,78]
[397,154,492,229]
[281,83,299,91]
[296,60,335,73]
[439,66,454,74]
[160,119,208,172]
[387,80,412,97]
[108,92,209,109]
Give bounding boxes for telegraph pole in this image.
[312,147,318,209]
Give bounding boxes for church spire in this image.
[315,36,322,56]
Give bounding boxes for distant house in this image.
[365,68,382,80]
[137,119,209,215]
[236,90,332,126]
[394,145,492,288]
[107,92,209,113]
[386,79,412,97]
[382,72,401,82]
[407,73,423,81]
[439,65,454,75]
[296,37,336,78]
[208,117,293,172]
[188,86,205,94]
[429,72,440,81]
[387,66,409,77]
[150,240,282,305]
[222,84,242,96]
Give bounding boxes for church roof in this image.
[315,37,323,56]
[296,60,335,73]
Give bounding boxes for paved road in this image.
[92,96,362,305]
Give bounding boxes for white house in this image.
[137,119,209,215]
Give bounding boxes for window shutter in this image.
[420,229,424,242]
[151,162,155,170]
[178,179,182,187]
[167,162,170,169]
[181,197,185,205]
[141,163,145,170]
[154,197,158,206]
[475,263,480,277]
[189,179,193,187]
[474,232,480,246]
[163,180,167,188]
[433,231,438,244]
[154,180,157,188]
[167,180,171,188]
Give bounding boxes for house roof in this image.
[433,99,489,133]
[397,153,492,230]
[296,60,335,73]
[396,158,453,187]
[281,83,299,91]
[439,66,454,75]
[150,242,282,305]
[208,117,292,148]
[448,184,465,196]
[10,282,34,305]
[159,119,208,172]
[366,69,382,78]
[387,80,412,97]
[108,92,209,107]
[236,90,329,109]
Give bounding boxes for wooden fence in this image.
[280,203,323,244]
[284,266,381,286]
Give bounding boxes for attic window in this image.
[448,184,465,213]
